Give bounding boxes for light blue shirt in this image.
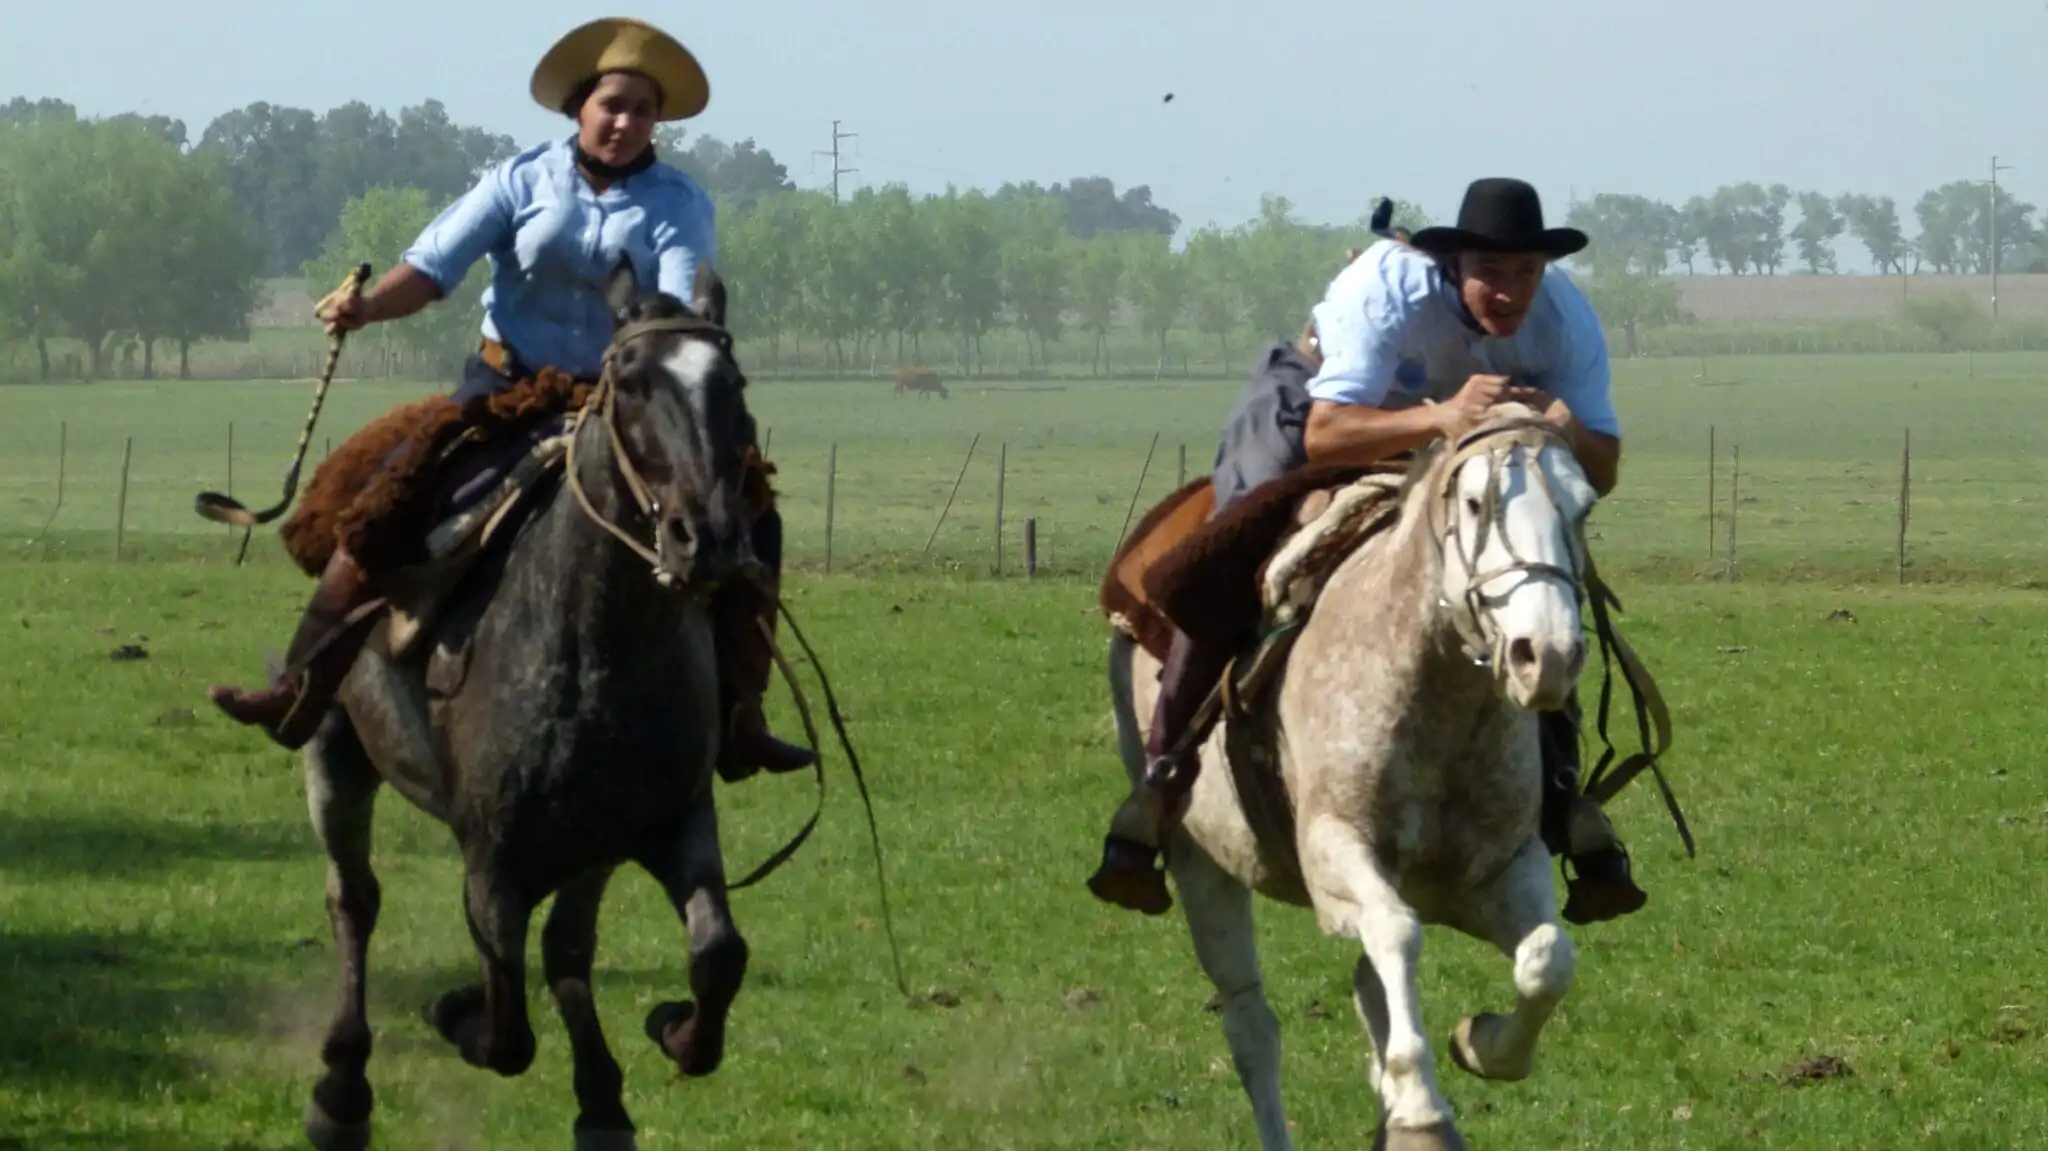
[1303,240,1620,437]
[402,136,718,380]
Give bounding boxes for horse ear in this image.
[691,262,728,328]
[603,256,640,322]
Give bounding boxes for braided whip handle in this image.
[192,262,371,533]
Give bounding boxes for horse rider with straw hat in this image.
[209,17,819,783]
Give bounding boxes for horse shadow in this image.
[0,808,309,879]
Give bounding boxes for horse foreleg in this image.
[1304,817,1460,1147]
[427,859,537,1078]
[641,797,749,1078]
[1448,841,1575,1083]
[542,866,638,1151]
[302,715,381,1151]
[1171,843,1294,1151]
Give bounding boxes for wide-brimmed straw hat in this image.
[530,17,709,122]
[1407,178,1587,259]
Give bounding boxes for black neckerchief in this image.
[575,139,657,184]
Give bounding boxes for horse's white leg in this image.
[1170,841,1294,1151]
[1303,816,1458,1142]
[1448,841,1576,1082]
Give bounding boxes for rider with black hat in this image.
[1088,177,1645,927]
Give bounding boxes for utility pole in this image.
[815,119,858,203]
[1990,154,2014,320]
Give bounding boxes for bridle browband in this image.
[563,311,742,595]
[1423,416,1590,673]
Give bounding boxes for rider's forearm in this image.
[1563,418,1620,496]
[1302,400,1444,468]
[360,262,444,325]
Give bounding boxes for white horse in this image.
[1107,407,1602,1150]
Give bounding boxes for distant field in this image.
[249,273,2048,329]
[3,351,2045,585]
[1672,273,2048,323]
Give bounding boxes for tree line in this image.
[1,93,2040,381]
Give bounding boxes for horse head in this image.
[575,257,758,592]
[1421,404,1598,711]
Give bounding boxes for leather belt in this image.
[478,336,518,377]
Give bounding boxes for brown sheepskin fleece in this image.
[1139,460,1389,650]
[279,368,593,578]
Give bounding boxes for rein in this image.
[563,312,910,994]
[563,313,736,594]
[1426,417,1586,672]
[1426,415,1691,855]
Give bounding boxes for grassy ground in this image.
[3,564,2046,1148]
[2,353,2045,1146]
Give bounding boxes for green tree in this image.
[131,152,264,378]
[1070,237,1126,374]
[1182,226,1245,366]
[1580,262,1687,357]
[1837,194,1909,274]
[719,190,812,367]
[1789,192,1845,274]
[1123,232,1188,376]
[998,197,1069,369]
[926,188,1004,374]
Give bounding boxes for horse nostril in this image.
[1508,637,1536,670]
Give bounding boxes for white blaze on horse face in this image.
[1446,444,1590,711]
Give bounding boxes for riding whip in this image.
[193,262,372,547]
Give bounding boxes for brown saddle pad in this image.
[1100,460,1397,659]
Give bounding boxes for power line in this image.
[814,119,858,203]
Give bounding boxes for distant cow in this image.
[893,366,949,399]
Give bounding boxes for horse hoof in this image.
[573,1130,638,1151]
[303,1099,371,1151]
[425,985,489,1064]
[1449,1012,1531,1081]
[645,999,725,1077]
[1379,1121,1469,1151]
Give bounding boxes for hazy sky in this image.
[2,0,2041,239]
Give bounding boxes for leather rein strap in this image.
[562,314,734,594]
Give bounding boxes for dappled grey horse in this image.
[298,261,762,1151]
[1108,409,1603,1150]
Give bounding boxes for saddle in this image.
[373,424,576,662]
[1100,460,1410,708]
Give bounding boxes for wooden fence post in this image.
[1707,424,1716,558]
[923,433,980,555]
[993,442,1007,575]
[824,443,838,574]
[114,437,133,563]
[1897,428,1912,585]
[1725,445,1740,583]
[1025,518,1038,579]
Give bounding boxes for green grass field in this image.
[2,354,2046,1148]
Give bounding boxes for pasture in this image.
[3,353,2046,1148]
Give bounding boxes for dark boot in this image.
[208,547,383,751]
[1087,629,1234,916]
[711,565,819,784]
[1539,701,1649,925]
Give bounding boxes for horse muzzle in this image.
[1501,632,1584,712]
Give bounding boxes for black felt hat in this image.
[1407,178,1586,258]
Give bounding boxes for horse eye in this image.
[1464,496,1483,516]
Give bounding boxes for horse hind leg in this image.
[1448,841,1576,1084]
[426,857,538,1078]
[640,796,748,1078]
[1303,817,1462,1150]
[542,866,639,1151]
[302,712,382,1151]
[1172,843,1294,1151]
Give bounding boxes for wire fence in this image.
[3,415,2041,588]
